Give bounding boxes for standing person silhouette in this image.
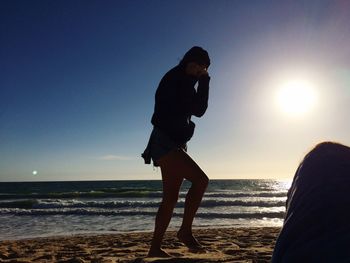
[142,46,211,257]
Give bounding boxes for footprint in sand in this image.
[0,252,10,260]
[122,242,138,248]
[57,257,85,263]
[223,247,240,256]
[217,242,240,249]
[92,248,113,254]
[34,254,54,261]
[115,249,132,253]
[171,241,183,246]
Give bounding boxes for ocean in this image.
[0,179,290,240]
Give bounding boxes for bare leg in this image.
[147,151,184,257]
[147,149,208,256]
[174,150,209,249]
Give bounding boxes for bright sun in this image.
[276,79,317,116]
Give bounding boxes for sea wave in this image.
[0,198,286,210]
[0,208,285,219]
[0,189,163,199]
[0,190,287,200]
[205,191,287,198]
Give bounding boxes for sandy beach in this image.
[0,227,280,263]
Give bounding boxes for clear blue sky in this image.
[1,0,350,181]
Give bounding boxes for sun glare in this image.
[276,79,317,116]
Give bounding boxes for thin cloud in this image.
[98,155,134,161]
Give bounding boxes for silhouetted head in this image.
[297,141,350,182]
[180,46,211,67]
[179,46,210,78]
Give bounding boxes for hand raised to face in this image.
[186,62,209,79]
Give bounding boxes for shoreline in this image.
[0,227,281,262]
[0,223,283,242]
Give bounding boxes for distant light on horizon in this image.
[32,170,38,175]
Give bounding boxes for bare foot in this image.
[177,229,205,251]
[147,247,171,258]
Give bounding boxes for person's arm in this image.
[191,73,210,117]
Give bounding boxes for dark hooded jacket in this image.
[151,64,210,144]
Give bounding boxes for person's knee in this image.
[162,192,179,206]
[195,173,209,190]
[202,174,209,188]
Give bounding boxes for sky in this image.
[1,0,350,182]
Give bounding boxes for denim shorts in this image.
[149,127,187,166]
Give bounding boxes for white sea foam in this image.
[0,179,290,240]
